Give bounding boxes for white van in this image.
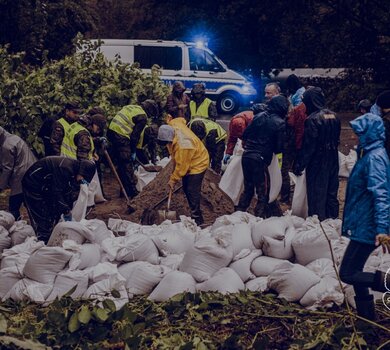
[93,39,257,113]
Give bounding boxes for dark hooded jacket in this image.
[242,96,288,165]
[342,113,390,244]
[22,156,95,215]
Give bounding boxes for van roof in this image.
[93,39,196,47]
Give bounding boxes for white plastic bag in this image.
[290,171,308,218]
[71,183,89,222]
[219,155,244,205]
[268,153,282,203]
[338,152,349,178]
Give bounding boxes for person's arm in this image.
[208,102,218,121]
[226,119,245,155]
[294,118,318,173]
[74,130,92,160]
[170,148,195,183]
[0,146,15,190]
[205,130,217,155]
[273,121,286,155]
[50,121,64,156]
[130,115,147,153]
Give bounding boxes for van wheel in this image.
[217,92,240,114]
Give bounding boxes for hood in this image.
[168,117,187,128]
[350,113,385,151]
[302,87,325,115]
[267,95,289,118]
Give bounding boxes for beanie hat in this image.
[65,101,81,113]
[91,114,107,130]
[157,125,175,142]
[376,90,390,109]
[88,106,105,117]
[190,120,206,140]
[78,160,96,183]
[141,99,159,119]
[192,83,206,94]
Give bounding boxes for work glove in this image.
[63,213,73,222]
[130,153,137,162]
[81,179,89,185]
[223,154,231,164]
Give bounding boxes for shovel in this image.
[157,188,177,222]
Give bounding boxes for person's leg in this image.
[253,161,270,218]
[281,149,295,203]
[8,193,24,220]
[211,141,225,174]
[306,162,328,220]
[236,157,256,212]
[182,171,205,225]
[326,154,340,219]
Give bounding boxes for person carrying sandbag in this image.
[22,156,96,243]
[339,113,390,321]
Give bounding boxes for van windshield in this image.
[189,47,225,72]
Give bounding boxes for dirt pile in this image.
[88,162,235,226]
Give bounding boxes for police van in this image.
[93,39,257,114]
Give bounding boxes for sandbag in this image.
[136,166,158,192]
[229,250,262,282]
[0,211,15,230]
[71,183,89,222]
[4,278,53,303]
[87,171,106,206]
[159,254,184,270]
[261,227,295,260]
[306,258,338,280]
[268,261,321,302]
[148,271,196,302]
[180,232,233,282]
[196,268,245,294]
[107,218,141,236]
[231,223,256,258]
[300,276,344,310]
[290,171,308,218]
[85,262,121,283]
[8,220,35,246]
[219,155,244,205]
[118,261,170,295]
[251,256,287,277]
[268,153,282,203]
[251,216,290,249]
[23,246,72,284]
[67,243,101,270]
[0,227,11,253]
[81,219,115,244]
[338,151,349,178]
[48,222,94,246]
[46,269,89,301]
[345,149,357,173]
[0,253,30,270]
[245,277,269,292]
[0,266,23,299]
[102,235,159,264]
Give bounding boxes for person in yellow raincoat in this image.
[157,117,209,225]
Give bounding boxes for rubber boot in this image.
[373,270,389,293]
[354,295,376,321]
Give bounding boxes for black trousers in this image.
[9,193,24,220]
[281,149,296,202]
[182,171,205,225]
[339,240,376,297]
[236,156,270,218]
[23,191,60,243]
[210,141,225,174]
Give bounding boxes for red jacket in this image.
[226,111,254,155]
[287,103,307,150]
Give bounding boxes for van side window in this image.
[189,48,223,71]
[134,46,182,70]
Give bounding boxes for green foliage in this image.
[0,292,389,349]
[0,38,170,156]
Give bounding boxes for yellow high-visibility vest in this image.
[57,118,72,156]
[62,122,94,160]
[190,98,212,119]
[189,118,227,143]
[108,105,146,139]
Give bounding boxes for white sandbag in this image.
[261,227,295,260]
[229,250,262,282]
[159,254,185,270]
[81,219,115,244]
[300,276,344,309]
[0,253,30,270]
[219,155,244,205]
[46,269,89,301]
[196,268,245,294]
[102,235,159,264]
[251,216,290,249]
[0,266,23,298]
[118,261,170,295]
[85,262,121,283]
[151,222,195,256]
[71,183,89,222]
[67,243,101,270]
[251,256,287,277]
[332,237,350,265]
[0,211,15,230]
[232,223,256,258]
[283,212,305,229]
[246,276,269,292]
[148,271,196,302]
[180,232,233,282]
[4,278,53,303]
[107,218,141,236]
[48,221,93,246]
[136,166,158,192]
[268,261,321,302]
[23,246,72,284]
[87,171,106,206]
[345,149,357,173]
[338,151,349,177]
[321,218,342,237]
[0,227,11,253]
[290,171,308,218]
[306,258,338,280]
[8,220,35,246]
[268,153,282,203]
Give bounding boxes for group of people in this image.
[0,76,389,321]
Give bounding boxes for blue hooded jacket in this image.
[342,113,390,244]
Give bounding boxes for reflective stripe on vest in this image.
[190,98,212,119]
[62,122,94,160]
[58,118,72,156]
[189,118,227,143]
[108,105,146,139]
[137,127,146,149]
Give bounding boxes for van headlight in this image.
[242,84,256,95]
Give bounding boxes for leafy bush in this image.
[0,37,170,156]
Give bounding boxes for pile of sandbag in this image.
[1,208,388,312]
[338,150,357,178]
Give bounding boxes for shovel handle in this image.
[167,189,172,210]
